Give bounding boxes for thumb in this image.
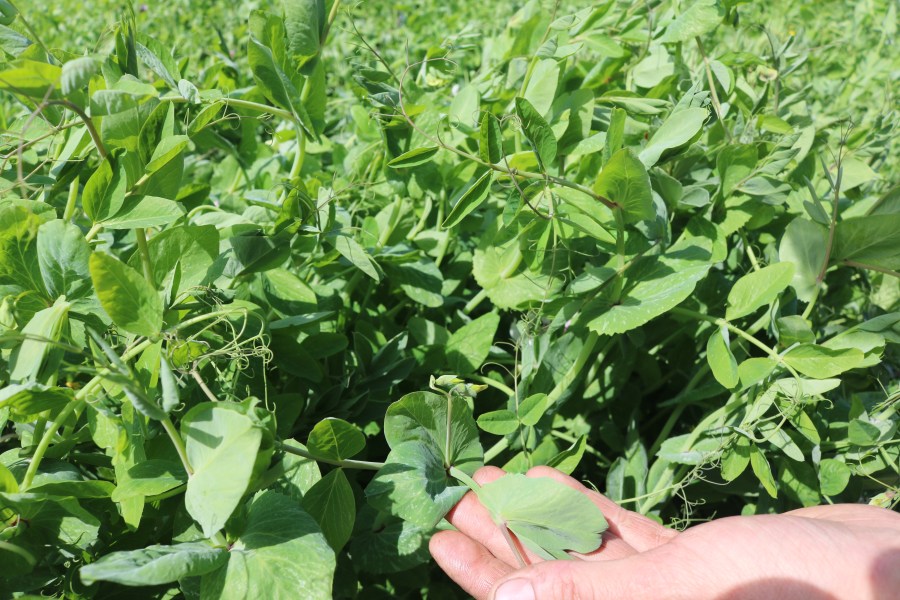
[490,555,676,600]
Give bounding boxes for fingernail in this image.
[495,578,535,600]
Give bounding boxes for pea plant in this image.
[0,0,897,597]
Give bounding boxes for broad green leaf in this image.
[61,56,100,95]
[720,436,751,481]
[183,403,264,538]
[603,107,625,164]
[479,112,503,164]
[367,440,469,528]
[832,214,900,271]
[37,220,92,300]
[780,460,820,507]
[446,312,500,374]
[387,146,439,168]
[477,410,519,435]
[200,491,335,600]
[818,459,851,496]
[80,543,227,586]
[782,344,865,378]
[835,156,878,191]
[523,58,559,116]
[131,224,218,294]
[90,253,162,337]
[514,97,557,169]
[247,34,315,137]
[158,355,179,414]
[726,262,795,320]
[717,144,757,197]
[707,328,738,388]
[442,170,493,229]
[389,259,444,307]
[848,419,881,447]
[660,0,722,43]
[349,506,431,574]
[638,107,707,167]
[474,474,608,560]
[90,77,159,116]
[594,148,654,224]
[101,196,185,229]
[383,391,483,471]
[749,444,777,498]
[0,59,61,97]
[8,299,69,383]
[283,0,326,72]
[302,469,355,552]
[0,383,71,420]
[546,434,587,475]
[82,156,127,223]
[0,462,17,493]
[111,460,187,501]
[518,393,551,426]
[776,315,816,346]
[307,417,365,461]
[779,218,828,302]
[330,233,380,281]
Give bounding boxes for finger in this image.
[446,466,547,565]
[526,466,678,552]
[488,551,681,600]
[786,503,900,531]
[430,530,515,600]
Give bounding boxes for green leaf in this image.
[201,491,335,600]
[247,34,315,138]
[479,112,503,164]
[329,233,380,281]
[101,196,185,229]
[80,543,227,586]
[518,393,551,426]
[717,144,757,198]
[477,410,519,435]
[779,218,828,302]
[283,0,326,72]
[707,328,739,389]
[474,474,607,560]
[8,299,69,383]
[349,506,431,574]
[726,262,795,320]
[782,344,865,378]
[111,460,187,501]
[131,224,218,295]
[90,253,162,337]
[182,403,264,538]
[660,0,722,43]
[594,148,654,223]
[720,436,751,481]
[82,156,127,223]
[638,107,707,167]
[514,97,557,169]
[387,146,439,168]
[818,459,851,496]
[442,170,493,229]
[446,312,500,374]
[302,469,355,552]
[388,259,444,307]
[307,417,365,461]
[832,214,900,271]
[523,58,559,116]
[37,220,92,300]
[0,59,61,97]
[546,434,587,475]
[749,444,777,498]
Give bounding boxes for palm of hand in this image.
[430,466,900,600]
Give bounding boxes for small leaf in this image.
[594,148,654,224]
[387,146,439,169]
[330,233,381,281]
[159,355,179,414]
[80,543,227,586]
[307,417,366,461]
[302,469,355,552]
[514,97,557,169]
[749,444,777,498]
[726,262,795,321]
[707,328,739,389]
[442,171,493,229]
[638,107,707,167]
[82,156,127,223]
[479,112,503,164]
[101,196,185,229]
[37,220,92,300]
[477,410,519,435]
[90,253,162,338]
[446,312,500,374]
[818,459,851,496]
[782,344,865,378]
[660,0,721,43]
[546,435,587,475]
[720,436,751,482]
[518,393,551,427]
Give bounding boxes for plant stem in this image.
[84,223,102,242]
[278,441,384,470]
[469,374,515,397]
[695,37,732,142]
[135,228,154,284]
[463,289,488,314]
[46,100,107,159]
[63,176,79,221]
[161,417,193,476]
[449,465,479,491]
[843,260,900,278]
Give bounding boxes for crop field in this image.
[0,0,897,598]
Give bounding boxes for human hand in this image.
[430,466,900,600]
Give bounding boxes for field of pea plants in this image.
[0,0,897,597]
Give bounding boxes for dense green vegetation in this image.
[0,0,897,597]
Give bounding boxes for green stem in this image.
[278,442,384,470]
[135,228,154,284]
[63,176,79,221]
[612,208,627,302]
[843,260,900,278]
[469,374,515,397]
[483,438,509,463]
[161,417,193,476]
[84,223,102,242]
[449,465,480,491]
[546,331,599,405]
[463,289,488,314]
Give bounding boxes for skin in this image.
[430,466,900,600]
